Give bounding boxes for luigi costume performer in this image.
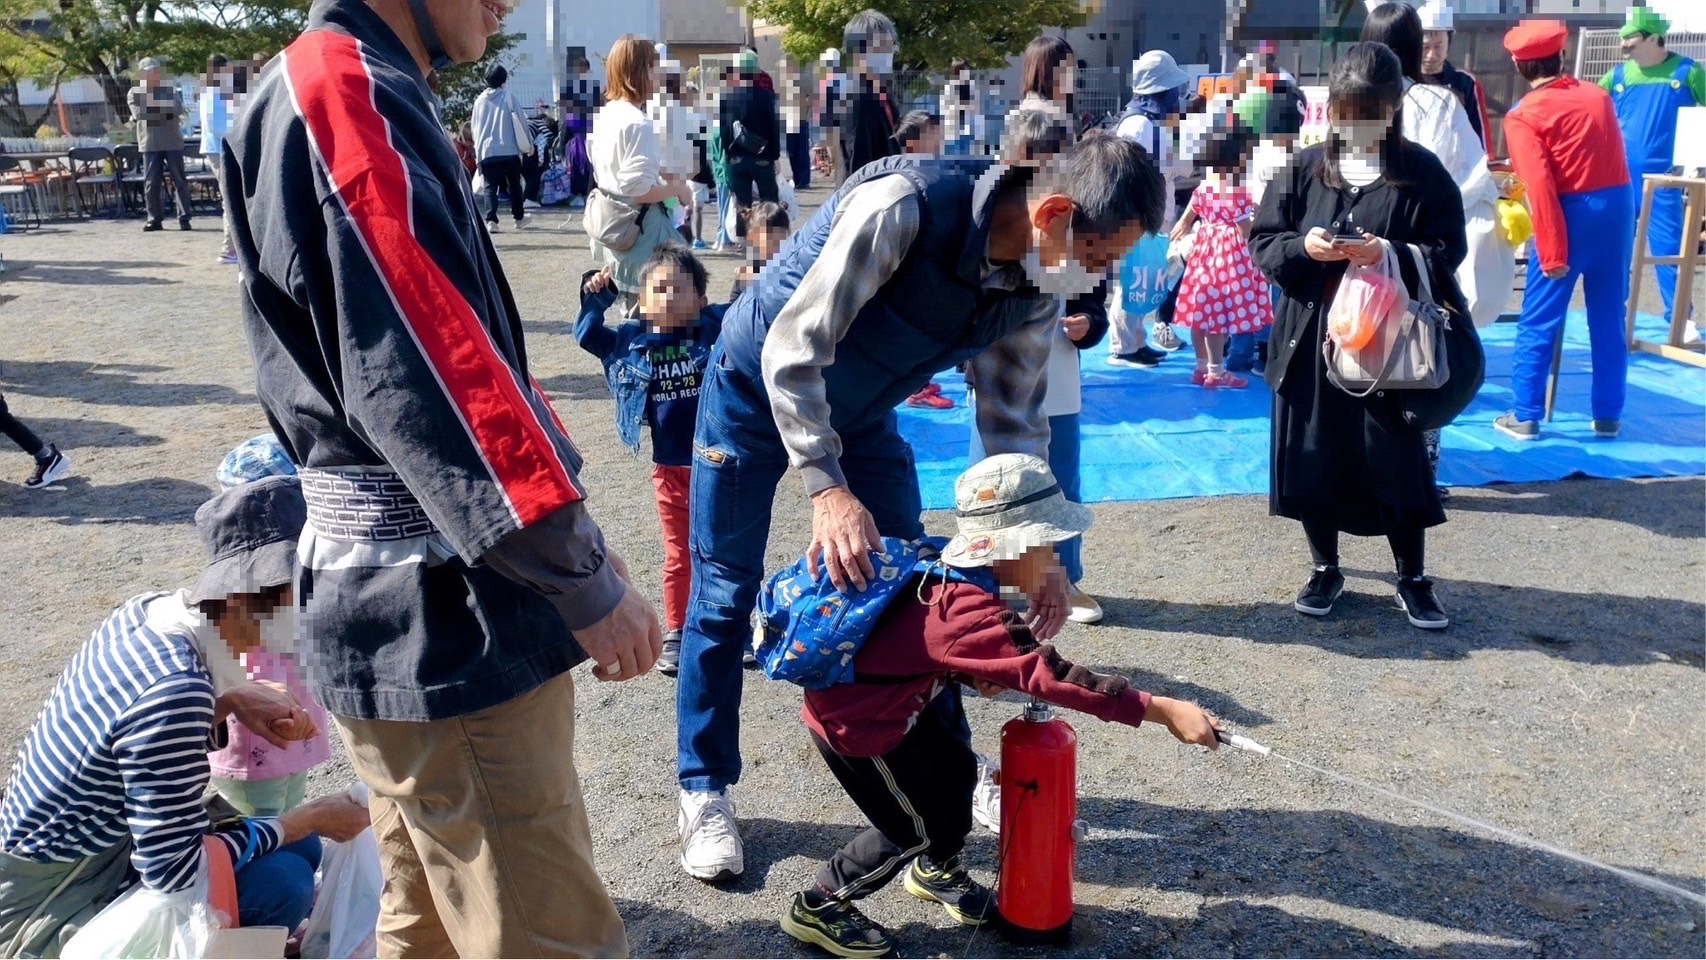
[1495,20,1634,443]
[1600,6,1706,336]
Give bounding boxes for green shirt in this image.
[1598,53,1706,106]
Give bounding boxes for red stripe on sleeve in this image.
[282,31,580,527]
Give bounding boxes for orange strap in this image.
[201,836,241,928]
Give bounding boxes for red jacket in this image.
[1503,76,1631,273]
[803,577,1151,757]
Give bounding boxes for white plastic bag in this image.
[1457,197,1517,329]
[470,169,487,203]
[62,863,217,959]
[298,785,382,960]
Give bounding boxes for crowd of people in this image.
[1,0,1703,958]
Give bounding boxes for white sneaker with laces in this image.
[679,788,744,881]
[1151,321,1184,351]
[971,755,1000,835]
[1067,586,1105,625]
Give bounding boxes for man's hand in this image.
[218,681,316,749]
[1147,695,1222,749]
[1061,314,1091,341]
[279,793,371,845]
[577,582,662,682]
[1024,563,1069,641]
[808,485,881,591]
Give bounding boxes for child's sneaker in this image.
[1151,321,1184,351]
[781,892,894,958]
[1203,371,1249,389]
[971,755,1000,834]
[22,445,71,490]
[659,630,681,675]
[1191,367,1207,386]
[905,384,954,409]
[904,855,997,926]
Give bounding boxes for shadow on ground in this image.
[0,476,210,524]
[0,360,256,407]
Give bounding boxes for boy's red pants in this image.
[652,464,692,632]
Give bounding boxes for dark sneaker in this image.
[781,892,894,958]
[1294,565,1345,617]
[1396,577,1450,630]
[1494,412,1538,441]
[1107,346,1167,368]
[904,855,996,926]
[1592,419,1620,439]
[23,446,70,490]
[178,218,192,231]
[659,630,681,675]
[142,220,163,232]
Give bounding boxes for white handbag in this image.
[1325,243,1454,396]
[1457,196,1516,328]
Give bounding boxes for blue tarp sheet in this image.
[897,312,1706,511]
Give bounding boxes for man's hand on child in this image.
[220,680,317,748]
[1148,695,1222,749]
[808,485,881,592]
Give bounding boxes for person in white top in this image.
[198,55,239,264]
[1364,1,1510,497]
[588,35,694,296]
[1109,50,1194,368]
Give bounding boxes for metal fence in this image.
[1575,28,1706,82]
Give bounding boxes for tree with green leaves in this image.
[435,30,522,130]
[0,0,311,133]
[746,0,1089,73]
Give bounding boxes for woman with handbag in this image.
[1250,42,1482,631]
[470,64,534,231]
[587,35,694,297]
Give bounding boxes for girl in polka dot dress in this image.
[1169,126,1272,389]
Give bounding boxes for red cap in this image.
[1504,19,1568,61]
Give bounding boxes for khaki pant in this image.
[334,672,627,959]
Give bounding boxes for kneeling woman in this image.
[1249,42,1469,630]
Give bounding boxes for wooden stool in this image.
[1625,174,1706,368]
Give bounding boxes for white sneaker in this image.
[485,219,500,233]
[1067,586,1105,625]
[514,214,532,230]
[1683,320,1703,347]
[679,789,744,881]
[971,755,1000,835]
[1151,321,1184,351]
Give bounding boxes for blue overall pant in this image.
[1611,58,1699,322]
[678,363,924,792]
[1511,185,1635,424]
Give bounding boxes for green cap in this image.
[735,50,759,72]
[1620,6,1667,40]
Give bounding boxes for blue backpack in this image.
[755,536,997,689]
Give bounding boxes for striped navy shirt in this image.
[0,594,281,892]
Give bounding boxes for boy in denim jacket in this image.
[577,244,726,673]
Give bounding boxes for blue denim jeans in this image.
[236,835,321,930]
[678,364,925,792]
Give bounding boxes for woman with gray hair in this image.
[836,8,900,176]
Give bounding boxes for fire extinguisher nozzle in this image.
[1216,730,1272,756]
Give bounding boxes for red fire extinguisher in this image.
[997,698,1087,944]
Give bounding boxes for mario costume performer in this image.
[1600,6,1706,333]
[1496,20,1634,442]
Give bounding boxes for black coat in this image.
[1250,142,1483,534]
[719,84,781,164]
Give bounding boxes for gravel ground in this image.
[1,189,1703,959]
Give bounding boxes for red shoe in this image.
[906,390,955,409]
[1191,368,1208,386]
[1203,371,1249,389]
[922,381,943,395]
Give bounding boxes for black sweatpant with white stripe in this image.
[811,695,978,900]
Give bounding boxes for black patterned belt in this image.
[298,467,438,542]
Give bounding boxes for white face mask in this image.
[1022,224,1101,300]
[865,52,894,75]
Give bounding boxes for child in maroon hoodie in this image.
[779,454,1222,958]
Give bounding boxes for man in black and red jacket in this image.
[221,0,658,954]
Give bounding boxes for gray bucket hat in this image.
[1131,50,1191,96]
[188,475,306,604]
[940,455,1093,569]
